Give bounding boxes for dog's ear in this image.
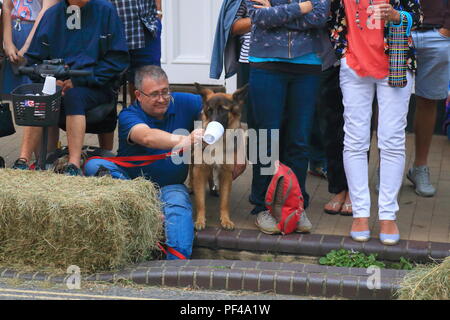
[232,84,248,104]
[195,82,214,101]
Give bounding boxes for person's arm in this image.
[129,124,204,150]
[18,0,59,58]
[2,0,19,63]
[71,7,129,88]
[439,0,450,37]
[24,12,51,66]
[231,17,251,36]
[245,0,327,30]
[155,0,162,20]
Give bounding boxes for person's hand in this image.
[232,162,247,180]
[190,128,205,145]
[252,0,271,9]
[299,1,313,14]
[57,79,73,96]
[372,3,400,23]
[4,42,19,64]
[438,27,450,38]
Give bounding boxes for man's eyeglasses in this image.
[139,89,172,101]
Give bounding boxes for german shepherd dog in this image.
[191,83,248,230]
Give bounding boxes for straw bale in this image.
[0,169,164,273]
[396,257,449,300]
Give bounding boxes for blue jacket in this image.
[246,0,335,69]
[210,0,242,79]
[26,0,129,88]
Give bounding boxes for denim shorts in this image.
[412,29,450,100]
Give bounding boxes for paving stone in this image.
[195,228,219,248]
[324,275,342,298]
[308,273,326,297]
[162,267,179,287]
[243,270,261,292]
[298,234,324,256]
[275,272,293,295]
[342,276,359,299]
[278,233,302,254]
[194,269,212,289]
[146,268,164,286]
[237,229,260,251]
[320,235,344,255]
[211,269,228,290]
[178,267,197,288]
[216,229,241,250]
[227,270,243,291]
[256,233,281,252]
[259,271,275,293]
[292,272,308,296]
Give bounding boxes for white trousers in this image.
[339,58,413,221]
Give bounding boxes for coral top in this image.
[343,0,389,79]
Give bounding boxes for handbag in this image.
[0,102,16,138]
[388,12,411,88]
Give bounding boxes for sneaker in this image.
[95,165,111,177]
[407,166,436,197]
[12,158,29,170]
[255,210,280,235]
[296,211,312,233]
[62,163,82,176]
[0,157,5,169]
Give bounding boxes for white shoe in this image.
[296,211,312,233]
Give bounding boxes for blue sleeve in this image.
[173,93,203,131]
[72,7,129,87]
[246,0,329,30]
[118,107,147,142]
[25,11,52,65]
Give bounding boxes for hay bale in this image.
[396,257,449,300]
[0,169,164,273]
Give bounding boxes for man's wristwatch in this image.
[156,10,163,16]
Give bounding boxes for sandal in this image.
[324,200,344,215]
[340,202,353,216]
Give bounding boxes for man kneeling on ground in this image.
[85,66,204,260]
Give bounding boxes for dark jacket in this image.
[26,0,129,88]
[329,0,423,72]
[420,0,450,29]
[245,0,335,69]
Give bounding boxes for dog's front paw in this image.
[220,218,235,230]
[195,219,206,231]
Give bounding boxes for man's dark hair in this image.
[135,65,169,90]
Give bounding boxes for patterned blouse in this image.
[328,0,423,71]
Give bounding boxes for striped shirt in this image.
[235,1,251,64]
[109,0,159,50]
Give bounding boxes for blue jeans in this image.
[248,67,320,213]
[84,159,194,260]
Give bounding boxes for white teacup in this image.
[203,121,225,145]
[42,76,57,95]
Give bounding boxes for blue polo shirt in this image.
[117,92,202,186]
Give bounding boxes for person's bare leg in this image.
[19,126,43,162]
[98,132,114,151]
[66,115,86,168]
[47,126,60,153]
[413,96,437,166]
[351,217,369,232]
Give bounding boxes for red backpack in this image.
[265,161,304,235]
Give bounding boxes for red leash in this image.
[85,147,186,168]
[157,242,187,260]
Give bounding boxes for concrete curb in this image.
[0,260,407,300]
[194,228,450,263]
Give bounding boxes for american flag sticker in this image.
[24,100,35,107]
